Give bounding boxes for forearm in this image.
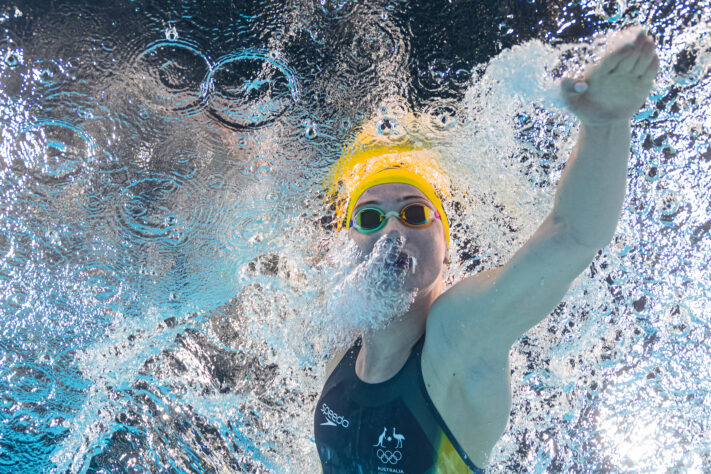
[552,120,632,249]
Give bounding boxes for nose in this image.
[380,214,406,238]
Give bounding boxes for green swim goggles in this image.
[350,202,441,234]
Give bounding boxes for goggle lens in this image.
[357,209,384,229]
[402,203,428,225]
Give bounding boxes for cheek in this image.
[349,229,375,255]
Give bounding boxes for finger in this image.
[641,55,660,82]
[615,32,650,72]
[560,78,587,107]
[616,49,642,74]
[597,43,637,75]
[633,42,657,76]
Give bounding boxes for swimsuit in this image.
[314,336,484,473]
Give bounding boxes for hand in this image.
[561,30,659,127]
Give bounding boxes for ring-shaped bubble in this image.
[13,120,96,183]
[595,0,627,22]
[421,99,462,135]
[114,174,217,247]
[3,47,23,69]
[346,22,406,76]
[205,50,299,130]
[133,39,211,116]
[657,190,681,217]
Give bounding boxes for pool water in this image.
[1,0,709,472]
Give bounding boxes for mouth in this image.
[392,252,413,272]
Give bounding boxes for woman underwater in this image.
[314,30,659,472]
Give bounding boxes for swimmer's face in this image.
[348,182,449,292]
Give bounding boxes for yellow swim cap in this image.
[324,120,450,244]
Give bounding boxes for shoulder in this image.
[425,266,511,360]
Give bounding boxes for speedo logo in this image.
[320,403,350,428]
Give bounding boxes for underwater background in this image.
[1,0,710,472]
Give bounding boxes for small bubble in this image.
[304,121,317,139]
[658,192,680,216]
[377,118,396,135]
[5,51,19,67]
[46,230,61,245]
[39,69,53,83]
[165,26,178,41]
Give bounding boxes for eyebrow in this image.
[356,195,427,208]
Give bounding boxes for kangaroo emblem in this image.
[373,427,387,447]
[392,427,405,448]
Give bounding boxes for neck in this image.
[356,280,441,383]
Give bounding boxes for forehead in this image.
[355,183,427,206]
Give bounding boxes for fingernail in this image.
[574,82,588,93]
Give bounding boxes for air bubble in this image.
[304,120,317,139]
[377,118,396,136]
[596,0,627,22]
[666,305,691,338]
[164,25,178,41]
[39,69,53,83]
[657,191,680,216]
[4,51,19,67]
[132,40,210,116]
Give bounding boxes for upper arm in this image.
[428,212,600,353]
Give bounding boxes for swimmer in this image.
[314,30,659,472]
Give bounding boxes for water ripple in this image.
[113,173,218,247]
[206,49,299,129]
[130,39,211,117]
[11,120,96,184]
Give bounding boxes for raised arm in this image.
[555,30,658,248]
[428,30,659,352]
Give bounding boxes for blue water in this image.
[1,0,710,472]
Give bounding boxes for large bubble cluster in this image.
[321,234,418,351]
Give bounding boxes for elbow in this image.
[553,213,614,253]
[569,228,614,252]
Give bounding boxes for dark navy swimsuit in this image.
[314,336,484,473]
